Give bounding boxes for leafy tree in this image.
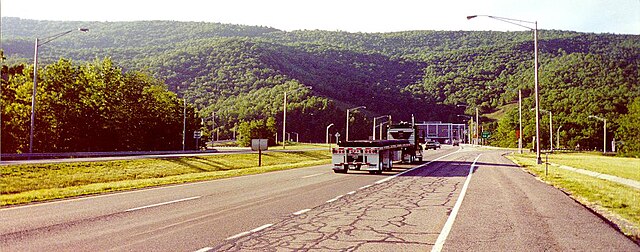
[616,98,640,157]
[236,117,277,147]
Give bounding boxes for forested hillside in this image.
[2,17,639,154]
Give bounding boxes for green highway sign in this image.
[481,131,491,139]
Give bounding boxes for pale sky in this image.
[1,0,639,34]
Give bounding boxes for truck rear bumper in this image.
[334,163,382,171]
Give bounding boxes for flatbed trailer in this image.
[332,139,415,174]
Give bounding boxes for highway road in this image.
[1,145,637,251]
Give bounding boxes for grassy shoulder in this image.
[0,150,331,206]
[518,151,640,181]
[507,153,640,241]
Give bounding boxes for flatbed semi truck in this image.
[332,123,423,174]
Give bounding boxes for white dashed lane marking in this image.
[125,196,201,212]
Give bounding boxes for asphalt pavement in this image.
[1,145,637,251]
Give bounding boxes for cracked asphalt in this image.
[214,151,478,251]
[214,148,638,251]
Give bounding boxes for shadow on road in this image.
[339,159,518,178]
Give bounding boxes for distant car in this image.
[425,141,439,150]
[452,139,460,146]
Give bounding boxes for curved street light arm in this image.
[38,28,89,47]
[467,15,535,30]
[588,115,605,122]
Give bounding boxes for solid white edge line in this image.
[226,231,251,240]
[431,154,482,252]
[359,185,371,190]
[326,195,343,203]
[346,191,356,195]
[225,223,274,241]
[375,149,462,184]
[251,223,274,233]
[194,247,213,252]
[293,209,311,215]
[125,196,201,212]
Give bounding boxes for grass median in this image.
[0,150,331,206]
[507,152,640,241]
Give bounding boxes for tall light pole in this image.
[376,121,389,140]
[518,89,523,153]
[457,114,473,144]
[211,111,216,144]
[372,115,390,140]
[182,98,186,151]
[475,107,479,145]
[588,115,607,154]
[282,86,312,149]
[29,28,89,155]
[346,106,366,141]
[282,91,287,149]
[326,123,334,144]
[557,125,562,150]
[457,105,479,145]
[467,14,541,163]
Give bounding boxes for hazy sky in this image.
[2,0,639,34]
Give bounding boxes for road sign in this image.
[251,139,269,167]
[482,131,491,139]
[193,130,202,139]
[251,139,268,151]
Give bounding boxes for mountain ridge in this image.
[2,17,638,150]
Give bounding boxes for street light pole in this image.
[346,106,366,141]
[211,111,216,144]
[588,115,607,153]
[519,89,523,154]
[283,91,287,149]
[29,28,88,155]
[467,14,541,163]
[372,115,389,140]
[282,86,312,149]
[182,98,186,151]
[457,114,473,144]
[326,123,334,144]
[475,107,479,145]
[549,111,553,152]
[557,125,562,150]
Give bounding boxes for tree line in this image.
[1,18,639,155]
[1,58,202,153]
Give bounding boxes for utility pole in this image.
[283,91,287,149]
[519,89,523,154]
[182,98,186,151]
[211,111,216,144]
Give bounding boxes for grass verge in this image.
[1,150,331,206]
[507,153,640,242]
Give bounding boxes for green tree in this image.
[616,97,640,157]
[236,117,277,147]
